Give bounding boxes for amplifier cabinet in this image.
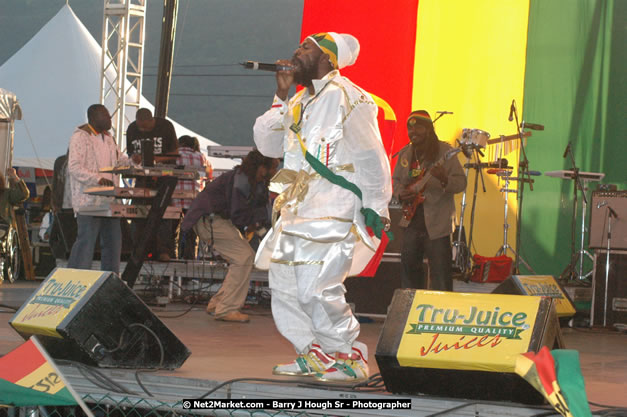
[589,191,627,250]
[591,250,627,327]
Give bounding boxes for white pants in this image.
[268,231,359,354]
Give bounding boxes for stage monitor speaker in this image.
[9,268,190,369]
[589,191,627,250]
[345,262,401,315]
[591,251,627,327]
[375,289,563,404]
[492,275,576,318]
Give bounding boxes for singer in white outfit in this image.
[253,32,392,382]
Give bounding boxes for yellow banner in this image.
[12,269,106,338]
[412,0,530,256]
[397,291,541,372]
[515,275,576,317]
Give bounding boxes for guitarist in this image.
[392,110,466,291]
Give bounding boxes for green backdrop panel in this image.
[521,0,626,278]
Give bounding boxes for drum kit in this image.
[453,127,536,278]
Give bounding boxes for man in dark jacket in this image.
[181,150,278,322]
[392,110,466,291]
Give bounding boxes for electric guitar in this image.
[400,148,462,227]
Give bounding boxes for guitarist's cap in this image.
[407,110,432,126]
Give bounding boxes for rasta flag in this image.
[0,336,94,416]
[515,347,592,417]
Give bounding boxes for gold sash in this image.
[270,164,355,226]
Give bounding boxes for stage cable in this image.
[0,303,19,313]
[129,322,165,397]
[57,359,137,395]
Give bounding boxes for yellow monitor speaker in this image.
[492,275,576,318]
[9,268,190,369]
[375,289,563,404]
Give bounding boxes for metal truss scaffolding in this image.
[100,0,146,148]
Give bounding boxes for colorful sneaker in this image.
[314,341,369,383]
[273,343,335,376]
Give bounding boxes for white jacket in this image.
[253,70,392,274]
[68,125,129,213]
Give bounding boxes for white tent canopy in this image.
[0,5,236,171]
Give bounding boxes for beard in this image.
[292,57,318,87]
[97,121,112,132]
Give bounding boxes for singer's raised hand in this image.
[275,59,294,101]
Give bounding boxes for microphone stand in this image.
[602,204,617,326]
[511,112,536,274]
[591,203,618,327]
[431,113,447,124]
[559,143,592,283]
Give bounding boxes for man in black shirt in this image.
[126,108,178,162]
[125,108,179,261]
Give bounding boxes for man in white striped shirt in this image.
[67,104,130,274]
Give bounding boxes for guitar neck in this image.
[407,148,460,193]
[414,171,433,192]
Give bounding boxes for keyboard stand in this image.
[122,176,178,288]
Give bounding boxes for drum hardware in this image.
[557,142,604,283]
[489,167,513,260]
[453,133,489,279]
[544,170,605,281]
[488,168,538,274]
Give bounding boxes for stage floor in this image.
[1,280,626,412]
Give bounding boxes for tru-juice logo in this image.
[18,279,89,322]
[406,304,530,356]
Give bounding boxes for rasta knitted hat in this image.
[307,32,360,70]
[407,110,433,126]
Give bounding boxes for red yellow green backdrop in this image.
[300,0,626,277]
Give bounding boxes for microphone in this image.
[508,100,515,122]
[597,201,620,219]
[562,142,571,159]
[522,122,544,131]
[241,61,293,72]
[437,111,453,114]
